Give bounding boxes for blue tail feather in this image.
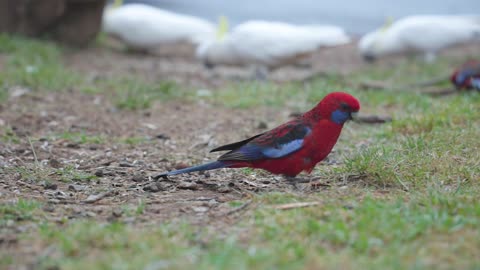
[153,161,227,179]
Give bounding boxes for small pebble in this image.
[257,121,268,129]
[177,182,198,190]
[192,206,209,213]
[119,161,134,167]
[94,169,104,177]
[131,174,146,182]
[68,184,86,192]
[112,208,123,218]
[43,182,58,190]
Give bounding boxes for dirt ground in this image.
[1,40,479,249]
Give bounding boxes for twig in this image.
[358,80,392,90]
[356,115,392,124]
[83,190,113,204]
[221,200,252,216]
[273,201,320,210]
[358,79,460,97]
[242,179,268,188]
[422,88,458,97]
[358,73,449,91]
[27,137,39,167]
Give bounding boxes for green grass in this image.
[20,191,480,269]
[0,126,21,143]
[0,34,185,109]
[56,131,107,145]
[342,127,479,190]
[0,199,42,226]
[2,164,97,184]
[121,200,146,217]
[51,131,149,146]
[10,166,52,183]
[95,77,183,110]
[55,165,97,183]
[0,34,81,91]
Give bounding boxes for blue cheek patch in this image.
[331,109,350,124]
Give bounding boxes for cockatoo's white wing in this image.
[301,25,351,46]
[102,4,215,49]
[394,16,480,51]
[359,15,480,59]
[230,21,327,66]
[197,20,351,67]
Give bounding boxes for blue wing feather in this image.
[218,120,311,161]
[261,138,305,158]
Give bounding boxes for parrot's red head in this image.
[307,92,360,125]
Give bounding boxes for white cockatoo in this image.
[102,1,215,51]
[196,18,351,69]
[359,15,480,62]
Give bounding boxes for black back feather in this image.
[210,133,264,153]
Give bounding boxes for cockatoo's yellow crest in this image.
[113,0,123,8]
[216,16,229,40]
[380,16,394,32]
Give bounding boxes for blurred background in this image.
[131,0,480,34]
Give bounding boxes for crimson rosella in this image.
[155,92,360,179]
[450,60,480,91]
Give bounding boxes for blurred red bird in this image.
[155,92,360,179]
[450,60,480,90]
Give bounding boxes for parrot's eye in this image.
[340,102,350,111]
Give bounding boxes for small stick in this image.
[358,74,449,91]
[83,190,113,204]
[242,179,268,188]
[356,115,392,124]
[222,200,252,216]
[358,80,392,90]
[27,137,39,167]
[273,201,320,210]
[422,88,458,97]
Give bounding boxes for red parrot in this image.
[155,92,360,179]
[450,60,480,90]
